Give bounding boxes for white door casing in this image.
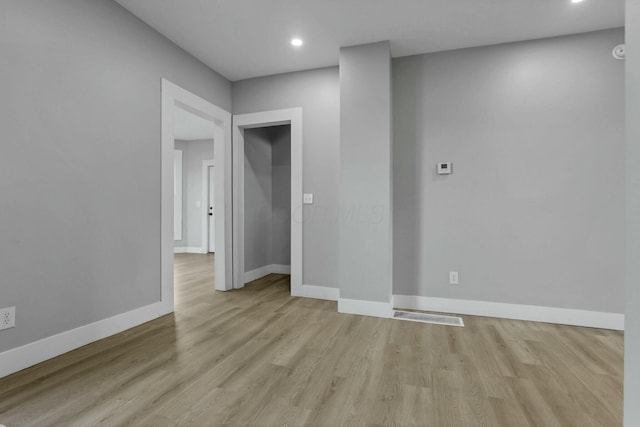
[232,108,303,296]
[162,79,233,308]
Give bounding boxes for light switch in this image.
[195,201,201,208]
[303,193,314,204]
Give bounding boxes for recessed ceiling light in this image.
[571,0,584,3]
[291,38,303,47]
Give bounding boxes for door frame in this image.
[232,108,303,295]
[201,160,215,253]
[161,78,233,312]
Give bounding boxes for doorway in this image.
[202,161,215,253]
[161,79,232,313]
[242,125,292,283]
[173,108,214,255]
[232,108,303,296]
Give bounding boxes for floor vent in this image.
[393,310,464,327]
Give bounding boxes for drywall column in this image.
[338,41,393,317]
[626,1,640,425]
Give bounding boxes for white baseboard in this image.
[270,264,291,275]
[173,247,205,254]
[338,298,393,319]
[392,295,624,331]
[245,264,291,283]
[293,284,339,301]
[0,301,170,379]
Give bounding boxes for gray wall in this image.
[625,0,640,424]
[244,128,274,272]
[271,126,292,266]
[233,67,340,287]
[0,0,231,353]
[339,42,393,303]
[243,126,291,272]
[393,28,625,312]
[174,139,214,249]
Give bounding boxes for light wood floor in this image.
[0,254,623,426]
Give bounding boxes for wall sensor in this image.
[613,44,626,60]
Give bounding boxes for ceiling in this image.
[174,106,215,141]
[114,0,624,81]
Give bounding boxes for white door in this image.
[208,166,215,252]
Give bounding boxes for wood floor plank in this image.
[0,254,624,426]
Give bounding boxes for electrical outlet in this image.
[0,307,15,330]
[449,272,459,285]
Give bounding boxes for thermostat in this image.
[437,162,452,175]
